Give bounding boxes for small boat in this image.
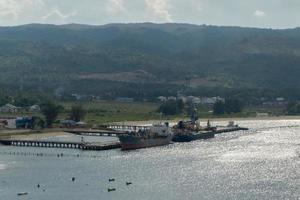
[108,188,116,192]
[172,129,215,142]
[17,192,28,196]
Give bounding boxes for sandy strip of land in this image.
[0,129,69,140]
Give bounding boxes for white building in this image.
[167,96,177,101]
[29,105,41,112]
[0,104,20,113]
[157,96,167,102]
[201,97,225,105]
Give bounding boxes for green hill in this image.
[1,23,300,100]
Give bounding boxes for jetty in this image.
[0,139,120,151]
[64,129,124,137]
[64,125,150,137]
[215,126,249,134]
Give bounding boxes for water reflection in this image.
[0,119,299,200]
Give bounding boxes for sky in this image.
[0,0,299,28]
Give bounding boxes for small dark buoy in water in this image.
[37,184,40,188]
[72,177,75,182]
[109,178,115,182]
[18,192,28,196]
[108,188,116,192]
[126,182,132,186]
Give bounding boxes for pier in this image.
[64,129,125,137]
[215,126,249,134]
[64,125,150,137]
[0,139,120,151]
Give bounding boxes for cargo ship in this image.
[118,123,173,150]
[172,108,215,142]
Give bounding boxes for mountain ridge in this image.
[1,23,300,99]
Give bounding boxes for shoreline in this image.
[112,115,300,125]
[1,116,300,139]
[0,129,69,140]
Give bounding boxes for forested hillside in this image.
[1,23,300,100]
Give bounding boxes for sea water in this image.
[0,120,299,200]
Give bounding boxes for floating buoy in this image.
[37,184,40,188]
[72,177,75,182]
[108,188,116,192]
[126,182,132,186]
[18,192,28,196]
[109,178,115,182]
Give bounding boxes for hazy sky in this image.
[0,0,299,28]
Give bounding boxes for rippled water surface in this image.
[0,120,299,200]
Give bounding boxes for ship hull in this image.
[118,135,173,150]
[172,131,215,142]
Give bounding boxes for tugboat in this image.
[118,122,173,150]
[172,108,215,142]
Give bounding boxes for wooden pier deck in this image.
[215,126,249,134]
[64,125,150,137]
[64,129,126,137]
[0,139,120,151]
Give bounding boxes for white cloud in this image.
[254,10,265,17]
[42,9,77,21]
[191,0,202,12]
[0,0,44,20]
[106,0,125,15]
[145,0,172,22]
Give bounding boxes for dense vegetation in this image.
[213,100,243,115]
[1,23,300,101]
[40,102,63,127]
[69,105,86,122]
[158,100,184,115]
[286,102,300,115]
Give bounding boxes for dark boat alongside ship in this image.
[117,122,173,150]
[172,120,215,142]
[172,108,215,142]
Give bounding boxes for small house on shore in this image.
[29,105,41,112]
[0,104,20,113]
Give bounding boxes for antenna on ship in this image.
[190,102,198,125]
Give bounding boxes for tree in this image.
[40,102,63,127]
[158,100,183,115]
[286,102,300,115]
[213,99,242,115]
[213,101,225,115]
[224,99,242,114]
[69,105,86,122]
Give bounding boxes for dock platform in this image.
[0,139,120,151]
[215,126,249,134]
[64,125,151,137]
[64,129,125,137]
